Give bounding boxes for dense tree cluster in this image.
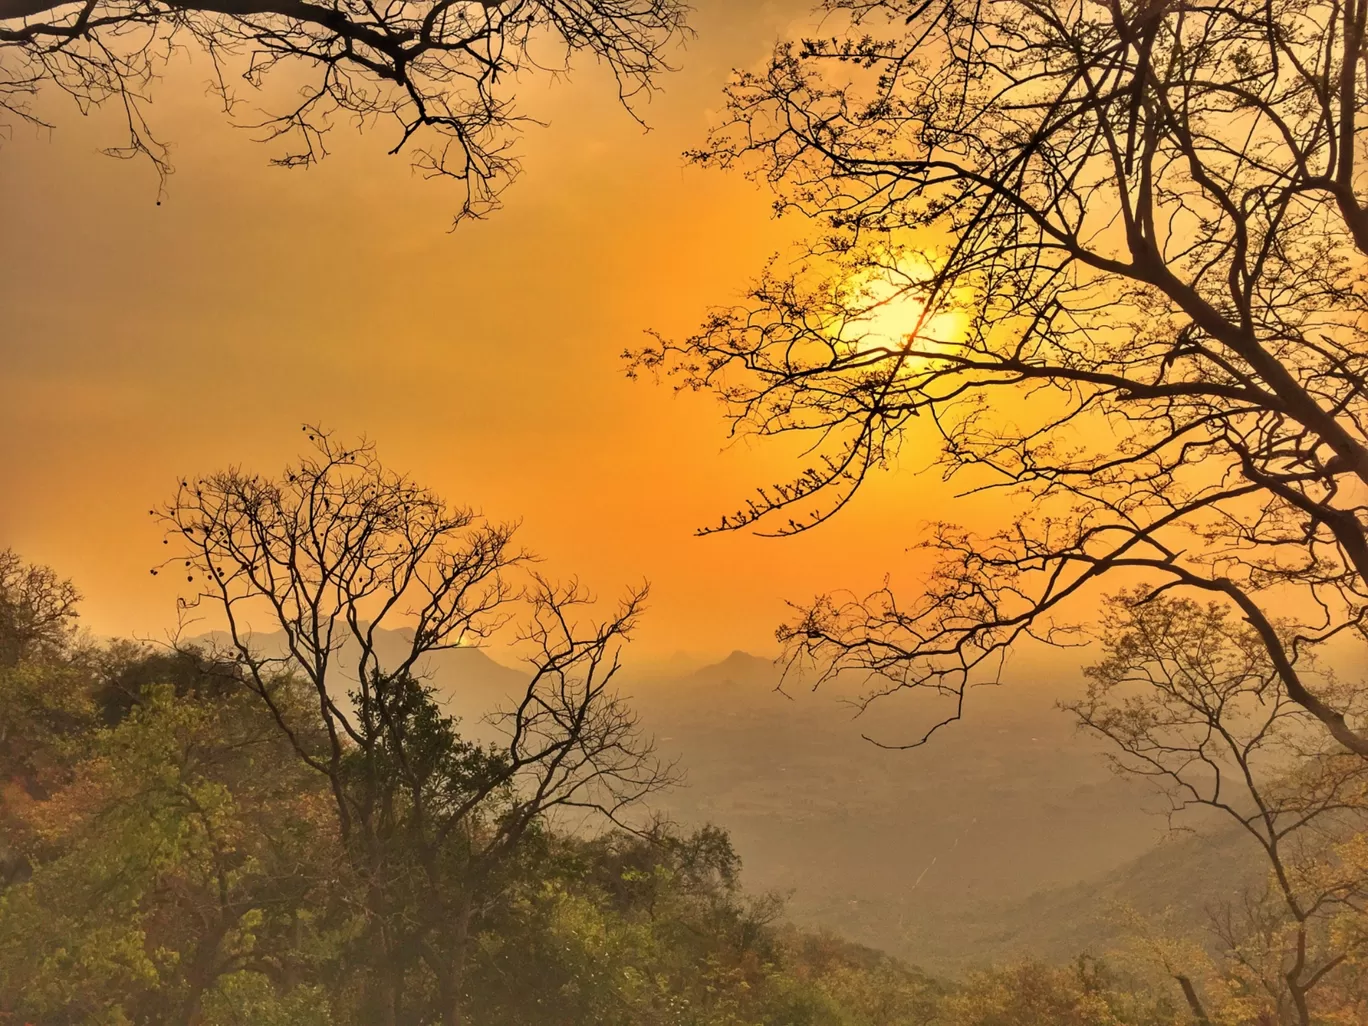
[0,548,1181,1026]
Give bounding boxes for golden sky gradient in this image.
[0,0,998,660]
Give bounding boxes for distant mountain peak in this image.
[723,649,770,664]
[678,650,783,691]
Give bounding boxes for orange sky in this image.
[0,0,995,661]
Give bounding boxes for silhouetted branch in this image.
[633,0,1368,754]
[2,0,689,214]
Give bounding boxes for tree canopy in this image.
[634,0,1368,754]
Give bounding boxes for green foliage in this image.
[459,826,945,1026]
[0,553,954,1026]
[0,631,340,1025]
[0,617,951,1026]
[9,551,1366,1026]
[198,974,334,1026]
[938,959,1178,1026]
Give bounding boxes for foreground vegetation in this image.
[0,550,1173,1026]
[2,432,1367,1025]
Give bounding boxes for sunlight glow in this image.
[836,263,970,367]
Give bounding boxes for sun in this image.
[834,263,971,364]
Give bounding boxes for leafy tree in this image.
[0,548,79,669]
[0,551,94,889]
[1,0,688,214]
[458,823,942,1026]
[634,0,1368,754]
[782,929,942,1026]
[0,645,338,1026]
[158,427,672,1026]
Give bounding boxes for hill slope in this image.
[621,651,1173,973]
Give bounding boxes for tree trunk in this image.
[1174,975,1211,1025]
[442,898,474,1026]
[377,924,403,1026]
[177,917,232,1026]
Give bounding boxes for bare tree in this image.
[632,0,1368,753]
[1068,592,1368,1025]
[157,426,672,1026]
[1,0,688,213]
